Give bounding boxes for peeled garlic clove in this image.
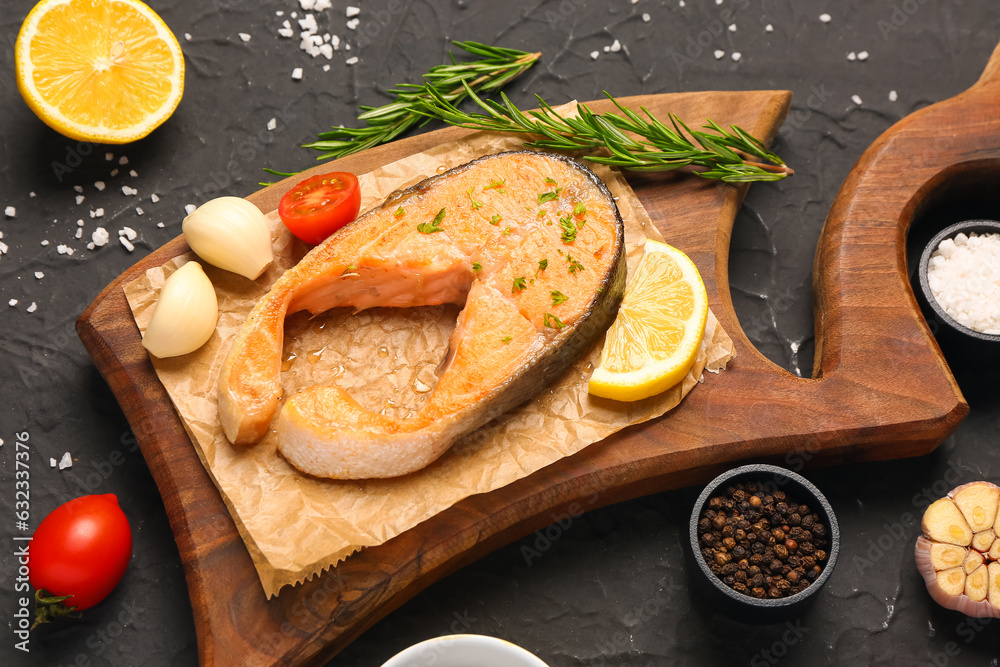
[142,261,218,358]
[923,498,973,546]
[953,482,1000,532]
[182,196,273,279]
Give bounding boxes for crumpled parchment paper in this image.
[124,128,735,597]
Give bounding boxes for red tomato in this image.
[278,171,361,244]
[30,494,132,611]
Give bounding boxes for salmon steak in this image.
[218,151,626,479]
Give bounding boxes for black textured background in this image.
[2,1,1000,665]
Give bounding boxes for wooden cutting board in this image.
[77,41,1000,662]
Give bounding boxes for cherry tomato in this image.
[30,494,132,611]
[278,171,361,244]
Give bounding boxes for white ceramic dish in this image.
[380,634,549,667]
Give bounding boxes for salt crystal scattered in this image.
[50,458,56,467]
[92,227,109,246]
[610,39,621,53]
[34,271,44,279]
[151,194,160,203]
[291,11,297,18]
[276,9,284,15]
[74,185,83,193]
[136,207,144,215]
[590,51,600,60]
[765,24,773,32]
[346,18,359,30]
[239,33,252,42]
[59,452,72,469]
[858,50,869,61]
[95,207,104,217]
[184,33,192,41]
[87,242,95,250]
[75,228,83,239]
[299,14,317,32]
[29,192,36,198]
[603,45,610,53]
[8,299,17,307]
[346,56,358,65]
[889,90,898,102]
[299,0,314,9]
[731,52,742,61]
[728,23,737,32]
[95,181,106,191]
[679,0,685,6]
[292,67,303,80]
[76,219,85,226]
[345,43,351,50]
[122,185,138,196]
[332,35,340,49]
[40,240,49,246]
[75,195,85,205]
[847,52,857,61]
[120,237,135,252]
[105,152,114,161]
[323,64,331,71]
[267,118,277,131]
[5,206,15,218]
[319,43,333,59]
[715,0,723,4]
[26,302,37,313]
[120,227,137,241]
[714,50,725,60]
[157,222,165,228]
[346,6,360,17]
[129,169,138,178]
[119,156,128,165]
[642,13,650,22]
[851,94,863,105]
[110,169,119,177]
[185,204,197,215]
[819,13,831,23]
[0,241,6,254]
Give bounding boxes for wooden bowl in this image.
[918,219,1000,344]
[688,464,840,623]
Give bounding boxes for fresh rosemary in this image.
[414,84,792,183]
[292,41,540,166]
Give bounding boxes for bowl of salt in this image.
[918,219,1000,344]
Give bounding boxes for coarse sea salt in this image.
[927,232,1000,334]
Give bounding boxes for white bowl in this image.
[380,634,549,667]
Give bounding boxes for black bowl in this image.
[688,464,840,623]
[917,219,1000,345]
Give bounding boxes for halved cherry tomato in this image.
[30,494,132,620]
[278,171,361,244]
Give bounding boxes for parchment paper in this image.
[125,128,735,597]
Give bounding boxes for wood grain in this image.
[75,61,993,665]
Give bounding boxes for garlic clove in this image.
[936,567,967,597]
[922,498,973,546]
[991,538,1000,561]
[990,563,1000,609]
[142,261,218,358]
[182,196,273,280]
[966,564,989,602]
[930,542,967,570]
[963,549,985,575]
[953,482,1000,532]
[973,529,996,553]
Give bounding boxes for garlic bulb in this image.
[182,196,273,279]
[915,481,1000,617]
[142,261,219,358]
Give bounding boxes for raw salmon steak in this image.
[218,151,626,479]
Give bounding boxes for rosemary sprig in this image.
[295,41,539,166]
[413,83,791,183]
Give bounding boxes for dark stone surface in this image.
[1,1,999,665]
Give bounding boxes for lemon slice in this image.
[15,0,184,144]
[589,239,709,402]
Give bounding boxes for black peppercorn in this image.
[708,497,722,510]
[734,529,747,541]
[734,582,747,594]
[749,495,763,508]
[732,546,747,559]
[801,514,815,529]
[812,523,827,538]
[768,587,781,599]
[735,570,747,583]
[815,549,828,562]
[752,587,766,598]
[774,544,789,560]
[789,513,801,526]
[786,569,800,584]
[769,559,783,572]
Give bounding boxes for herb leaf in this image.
[501,335,513,343]
[566,254,584,274]
[538,188,562,204]
[544,177,558,185]
[537,258,548,273]
[544,313,565,329]
[573,202,586,216]
[466,186,483,210]
[559,215,577,243]
[490,214,502,225]
[550,290,568,306]
[418,208,446,234]
[472,262,482,271]
[512,276,527,293]
[394,206,405,218]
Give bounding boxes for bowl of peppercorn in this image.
[688,464,840,622]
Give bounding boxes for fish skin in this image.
[218,151,626,478]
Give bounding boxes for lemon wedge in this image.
[15,0,184,144]
[589,239,709,402]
